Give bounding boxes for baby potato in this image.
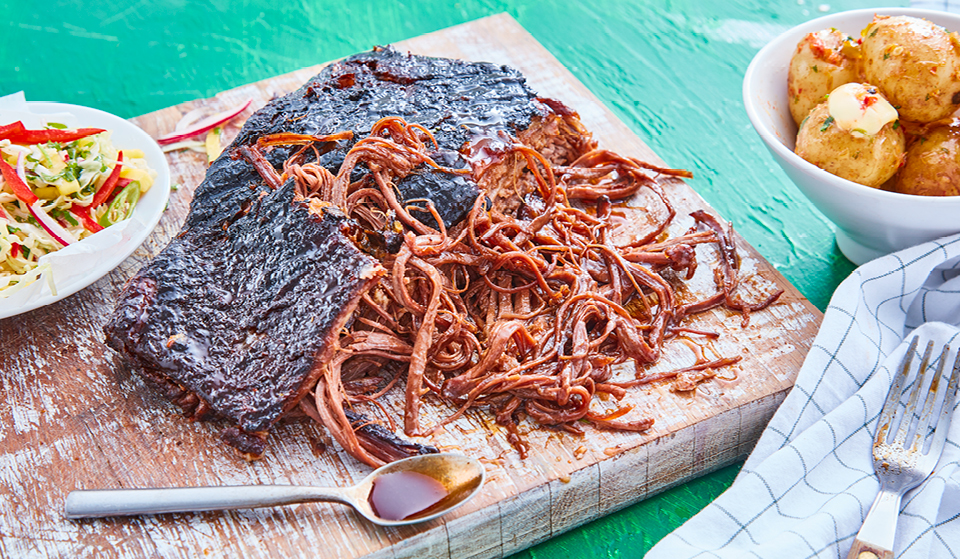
[895,123,960,196]
[861,15,960,123]
[795,84,905,187]
[787,29,860,126]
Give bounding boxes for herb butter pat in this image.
[827,82,898,136]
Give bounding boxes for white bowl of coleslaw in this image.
[0,98,170,318]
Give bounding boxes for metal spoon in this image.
[65,453,485,526]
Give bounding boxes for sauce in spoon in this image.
[368,470,449,521]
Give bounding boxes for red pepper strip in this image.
[0,158,39,205]
[70,206,104,233]
[0,121,26,140]
[91,152,124,208]
[10,243,19,258]
[104,178,133,205]
[3,127,106,144]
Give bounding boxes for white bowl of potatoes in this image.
[744,8,960,265]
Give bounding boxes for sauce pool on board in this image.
[368,471,449,521]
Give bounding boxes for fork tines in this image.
[849,336,960,558]
[876,337,960,459]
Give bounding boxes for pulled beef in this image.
[106,47,589,460]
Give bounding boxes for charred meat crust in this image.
[106,180,384,435]
[345,409,438,463]
[221,427,268,460]
[233,46,544,153]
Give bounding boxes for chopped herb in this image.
[61,166,77,183]
[812,65,819,73]
[853,128,868,135]
[51,208,78,227]
[46,122,67,130]
[884,52,890,60]
[21,246,31,258]
[921,137,928,144]
[893,120,900,130]
[65,143,82,162]
[35,146,53,166]
[926,93,931,101]
[171,183,181,191]
[820,116,835,132]
[35,162,80,184]
[800,115,810,129]
[870,27,879,38]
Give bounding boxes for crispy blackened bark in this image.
[345,409,438,463]
[106,181,384,448]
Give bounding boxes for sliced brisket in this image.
[106,180,383,455]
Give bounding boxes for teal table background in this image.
[0,0,905,556]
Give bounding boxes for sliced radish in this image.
[156,98,252,146]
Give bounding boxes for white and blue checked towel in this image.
[647,233,960,558]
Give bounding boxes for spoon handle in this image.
[64,485,351,519]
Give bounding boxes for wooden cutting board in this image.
[0,14,821,558]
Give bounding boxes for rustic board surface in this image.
[0,14,821,559]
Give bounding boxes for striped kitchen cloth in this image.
[646,232,960,558]
[911,0,960,12]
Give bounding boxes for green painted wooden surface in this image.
[0,0,906,556]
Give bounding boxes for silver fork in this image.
[847,337,960,559]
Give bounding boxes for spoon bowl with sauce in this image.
[64,453,485,526]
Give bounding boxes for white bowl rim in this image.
[742,7,960,206]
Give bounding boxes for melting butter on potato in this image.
[795,83,905,187]
[788,15,960,194]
